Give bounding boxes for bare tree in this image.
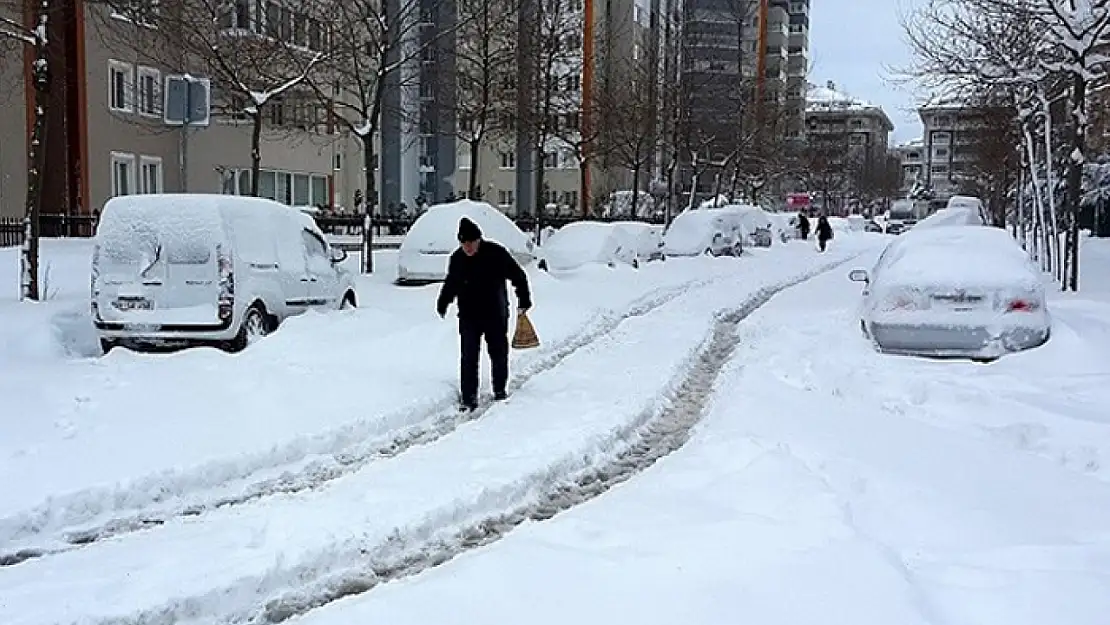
[451,0,518,200]
[900,0,1110,290]
[517,0,584,225]
[0,0,54,300]
[303,0,462,272]
[93,0,327,197]
[599,55,660,218]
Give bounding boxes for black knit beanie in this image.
[458,217,482,242]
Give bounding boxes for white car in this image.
[92,194,357,353]
[848,225,1050,361]
[539,221,636,271]
[662,209,745,257]
[396,199,535,284]
[610,221,665,263]
[723,204,778,247]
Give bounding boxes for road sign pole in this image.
[179,78,192,192]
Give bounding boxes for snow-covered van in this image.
[91,194,357,352]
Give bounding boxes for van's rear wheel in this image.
[230,305,269,352]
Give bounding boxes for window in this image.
[931,164,948,174]
[458,148,472,170]
[137,66,161,117]
[498,189,514,206]
[219,0,256,30]
[301,229,328,259]
[334,153,343,171]
[789,24,804,34]
[310,175,329,206]
[543,152,557,169]
[500,151,515,169]
[293,173,311,205]
[934,147,949,158]
[109,60,133,112]
[238,169,252,195]
[111,152,136,196]
[932,132,950,145]
[139,156,163,193]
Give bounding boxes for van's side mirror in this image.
[330,247,348,263]
[848,269,869,283]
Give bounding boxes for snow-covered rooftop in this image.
[805,81,894,130]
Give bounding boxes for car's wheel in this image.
[732,241,743,256]
[100,338,119,354]
[340,291,357,310]
[229,304,269,352]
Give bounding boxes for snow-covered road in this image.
[280,247,1110,625]
[0,238,873,625]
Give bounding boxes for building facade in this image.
[0,0,366,220]
[916,100,982,200]
[892,139,925,194]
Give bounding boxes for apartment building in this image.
[917,99,983,200]
[892,139,926,194]
[0,0,363,221]
[783,0,809,141]
[804,81,894,166]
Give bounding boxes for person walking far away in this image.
[816,215,833,252]
[797,213,811,240]
[438,217,532,412]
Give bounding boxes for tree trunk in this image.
[249,109,263,196]
[22,40,49,301]
[579,160,590,216]
[468,139,481,199]
[630,164,641,218]
[362,140,377,273]
[728,165,740,199]
[1023,124,1048,269]
[1066,72,1086,291]
[1041,99,1062,282]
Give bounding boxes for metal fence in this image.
[0,214,99,247]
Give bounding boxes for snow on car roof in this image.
[879,226,1039,289]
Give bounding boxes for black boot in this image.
[493,390,509,401]
[459,397,479,412]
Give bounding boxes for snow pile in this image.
[914,207,985,229]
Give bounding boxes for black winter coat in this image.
[816,218,833,240]
[437,240,532,321]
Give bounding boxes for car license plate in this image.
[116,298,153,311]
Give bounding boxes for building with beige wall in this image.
[0,0,366,221]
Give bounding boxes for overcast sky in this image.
[809,0,923,144]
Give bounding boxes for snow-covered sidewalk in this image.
[0,242,873,625]
[283,245,1110,625]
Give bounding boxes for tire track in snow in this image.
[91,257,852,625]
[0,274,733,567]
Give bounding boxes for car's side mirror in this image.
[848,269,869,283]
[330,247,348,263]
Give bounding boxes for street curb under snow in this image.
[86,256,854,625]
[0,273,736,565]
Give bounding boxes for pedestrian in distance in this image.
[816,215,833,252]
[797,213,811,240]
[437,217,533,412]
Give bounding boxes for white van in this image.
[91,194,358,352]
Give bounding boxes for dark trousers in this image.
[459,314,509,402]
[818,237,829,252]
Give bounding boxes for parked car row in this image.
[92,194,357,353]
[848,196,1048,362]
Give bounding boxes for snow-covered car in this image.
[848,226,1050,361]
[767,212,796,242]
[397,199,536,284]
[721,204,776,247]
[92,194,357,353]
[662,209,745,257]
[610,221,665,262]
[538,221,638,271]
[914,205,988,229]
[864,219,884,233]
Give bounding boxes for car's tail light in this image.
[216,244,234,319]
[1006,298,1040,312]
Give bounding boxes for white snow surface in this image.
[398,199,534,257]
[291,241,1110,625]
[0,237,876,625]
[540,221,636,271]
[4,234,1110,625]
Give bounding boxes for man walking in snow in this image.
[816,215,833,252]
[797,213,811,240]
[438,217,532,411]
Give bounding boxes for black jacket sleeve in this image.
[437,252,461,315]
[500,245,532,309]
